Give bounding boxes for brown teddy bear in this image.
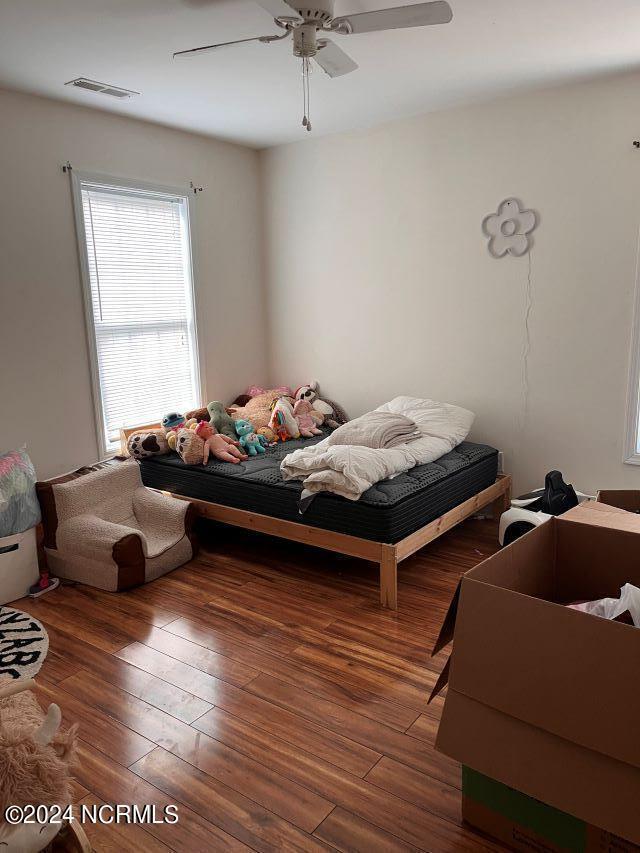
[229,390,286,431]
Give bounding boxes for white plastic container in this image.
[0,526,39,605]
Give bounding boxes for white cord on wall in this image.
[520,250,533,437]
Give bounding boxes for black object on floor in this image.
[520,470,579,516]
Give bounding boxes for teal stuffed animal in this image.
[234,419,265,456]
[207,401,237,440]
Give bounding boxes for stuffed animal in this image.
[231,394,252,408]
[269,397,300,440]
[229,390,283,432]
[176,426,247,465]
[294,383,347,430]
[270,409,289,443]
[246,384,293,399]
[0,677,78,852]
[174,429,203,465]
[185,405,210,423]
[293,399,323,437]
[127,430,170,460]
[162,412,186,433]
[207,401,238,440]
[257,426,276,445]
[235,420,266,456]
[195,421,247,464]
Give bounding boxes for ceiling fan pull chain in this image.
[306,57,312,131]
[301,54,312,131]
[302,55,307,127]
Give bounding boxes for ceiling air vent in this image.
[65,78,139,99]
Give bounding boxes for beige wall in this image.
[0,88,266,479]
[4,74,640,493]
[261,73,640,493]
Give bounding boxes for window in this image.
[72,173,202,456]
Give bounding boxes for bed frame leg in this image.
[492,477,512,519]
[380,545,398,610]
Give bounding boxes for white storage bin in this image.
[0,526,39,605]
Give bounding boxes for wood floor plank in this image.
[314,807,421,853]
[365,755,461,823]
[15,597,136,652]
[153,569,256,601]
[34,680,155,767]
[131,747,333,852]
[192,706,486,852]
[40,623,212,723]
[290,643,438,711]
[209,582,350,629]
[60,670,334,833]
[122,626,262,686]
[162,615,420,731]
[292,630,443,684]
[38,649,83,684]
[406,712,441,744]
[116,640,381,777]
[74,740,252,853]
[76,794,171,853]
[161,598,301,656]
[325,617,443,665]
[247,673,460,787]
[206,590,335,633]
[60,584,179,628]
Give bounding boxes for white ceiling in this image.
[1,0,640,148]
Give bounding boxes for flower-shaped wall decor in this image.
[482,198,537,258]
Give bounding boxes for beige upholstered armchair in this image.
[37,460,195,591]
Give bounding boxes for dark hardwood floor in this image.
[14,518,507,852]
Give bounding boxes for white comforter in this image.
[281,396,475,501]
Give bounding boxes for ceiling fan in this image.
[173,1,453,132]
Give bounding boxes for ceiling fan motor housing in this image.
[293,23,319,56]
[288,1,335,25]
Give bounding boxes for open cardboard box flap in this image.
[562,498,640,529]
[596,490,640,514]
[432,516,640,771]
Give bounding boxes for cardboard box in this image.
[596,490,640,514]
[462,766,640,853]
[431,516,640,845]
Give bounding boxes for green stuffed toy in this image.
[207,401,238,440]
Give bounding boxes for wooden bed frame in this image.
[168,473,512,610]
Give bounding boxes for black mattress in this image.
[140,432,498,544]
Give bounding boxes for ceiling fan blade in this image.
[332,1,452,34]
[314,39,358,77]
[173,33,283,59]
[254,0,300,18]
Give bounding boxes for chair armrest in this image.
[132,487,190,537]
[56,514,140,560]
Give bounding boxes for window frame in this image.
[624,234,640,465]
[70,170,205,459]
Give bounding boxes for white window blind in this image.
[75,178,201,455]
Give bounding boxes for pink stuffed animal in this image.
[293,399,323,437]
[194,421,248,464]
